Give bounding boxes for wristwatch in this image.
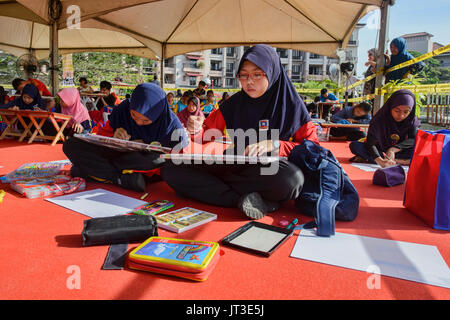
[272,140,280,150]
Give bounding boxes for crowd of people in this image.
[0,39,424,219]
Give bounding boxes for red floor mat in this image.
[0,139,449,300]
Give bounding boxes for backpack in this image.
[288,140,359,237]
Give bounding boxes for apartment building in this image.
[157,24,364,88]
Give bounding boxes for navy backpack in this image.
[288,140,359,237]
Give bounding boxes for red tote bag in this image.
[404,130,450,230]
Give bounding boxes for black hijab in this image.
[219,44,311,143]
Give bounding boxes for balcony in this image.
[182,62,203,75]
[209,69,223,77]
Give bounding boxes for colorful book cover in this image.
[155,207,217,233]
[132,237,218,267]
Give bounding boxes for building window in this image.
[211,60,222,71]
[211,48,223,55]
[189,76,197,86]
[292,64,301,74]
[310,53,321,59]
[211,77,222,87]
[309,66,322,75]
[225,78,235,87]
[292,50,302,59]
[189,59,197,68]
[226,47,236,57]
[276,48,288,58]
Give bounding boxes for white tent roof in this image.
[0,0,382,59]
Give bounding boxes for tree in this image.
[408,50,442,84]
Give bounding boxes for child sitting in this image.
[306,96,320,118]
[200,90,217,116]
[330,102,372,141]
[96,81,121,111]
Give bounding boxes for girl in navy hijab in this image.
[63,83,188,192]
[4,84,47,110]
[385,37,425,82]
[162,45,317,219]
[349,89,420,167]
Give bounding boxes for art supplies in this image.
[350,162,409,173]
[82,214,158,246]
[221,221,293,257]
[155,207,217,233]
[0,160,71,183]
[127,237,220,281]
[160,153,285,165]
[130,200,174,216]
[46,188,147,218]
[0,190,4,204]
[11,175,86,199]
[74,133,172,153]
[290,229,450,289]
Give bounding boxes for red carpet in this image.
[0,139,449,300]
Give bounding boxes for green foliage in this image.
[0,52,19,85]
[408,50,448,84]
[72,52,156,86]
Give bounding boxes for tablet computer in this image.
[221,221,293,257]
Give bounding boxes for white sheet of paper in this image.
[230,226,287,252]
[350,163,409,173]
[290,229,450,289]
[45,188,147,218]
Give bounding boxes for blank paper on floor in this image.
[290,229,450,289]
[46,188,146,218]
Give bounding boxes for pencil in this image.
[140,192,149,200]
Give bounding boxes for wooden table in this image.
[319,122,369,141]
[0,109,72,146]
[80,93,107,110]
[317,102,341,119]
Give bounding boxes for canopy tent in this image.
[0,0,382,59]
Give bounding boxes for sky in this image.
[355,0,450,77]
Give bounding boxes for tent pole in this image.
[160,43,165,89]
[50,20,59,96]
[373,0,393,114]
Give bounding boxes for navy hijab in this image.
[6,84,46,110]
[368,89,420,151]
[108,83,188,148]
[219,44,311,143]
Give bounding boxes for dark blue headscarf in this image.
[219,44,311,143]
[108,83,188,148]
[368,89,420,151]
[386,37,424,82]
[5,84,46,110]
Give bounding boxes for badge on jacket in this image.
[259,120,269,131]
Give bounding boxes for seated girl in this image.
[162,44,318,220]
[166,92,177,113]
[218,92,230,107]
[63,83,189,192]
[0,86,10,105]
[54,88,92,135]
[330,102,372,141]
[200,90,218,116]
[177,96,205,136]
[3,84,47,111]
[349,89,420,167]
[175,91,191,113]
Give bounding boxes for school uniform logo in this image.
[390,134,400,144]
[259,120,269,131]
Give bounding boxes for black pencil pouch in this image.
[82,215,158,246]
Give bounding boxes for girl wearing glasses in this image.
[162,44,318,219]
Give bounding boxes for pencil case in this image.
[127,237,220,281]
[82,215,158,246]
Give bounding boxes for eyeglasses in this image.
[236,72,266,81]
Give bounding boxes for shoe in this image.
[116,173,146,192]
[238,192,279,220]
[349,155,366,163]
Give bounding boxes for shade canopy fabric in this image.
[0,0,382,60]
